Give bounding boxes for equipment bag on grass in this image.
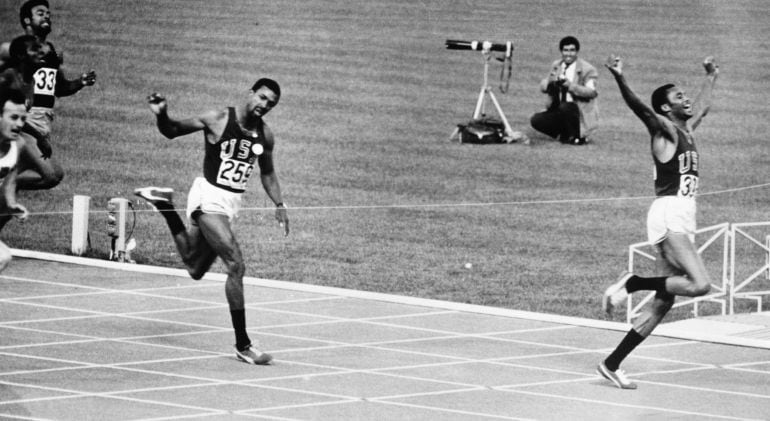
[457,118,507,144]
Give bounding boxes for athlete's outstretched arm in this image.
[605,55,665,137]
[261,170,288,237]
[147,93,209,139]
[257,125,288,236]
[1,166,28,222]
[54,68,96,97]
[691,56,719,130]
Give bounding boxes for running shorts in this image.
[25,108,54,139]
[646,195,697,245]
[186,177,242,222]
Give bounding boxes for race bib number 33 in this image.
[33,67,57,96]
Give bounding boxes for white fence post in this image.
[71,195,90,256]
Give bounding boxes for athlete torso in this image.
[653,126,699,198]
[0,141,20,179]
[29,42,60,119]
[202,107,267,193]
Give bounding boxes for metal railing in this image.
[626,223,731,323]
[729,222,770,313]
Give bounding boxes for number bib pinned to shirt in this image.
[32,67,57,109]
[210,137,261,192]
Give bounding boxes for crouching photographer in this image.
[530,36,598,145]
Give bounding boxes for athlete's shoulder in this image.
[0,67,22,87]
[200,107,229,124]
[41,42,61,66]
[261,121,275,146]
[652,117,680,145]
[0,66,14,79]
[0,42,9,60]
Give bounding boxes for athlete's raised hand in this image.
[147,92,167,115]
[9,203,28,222]
[605,54,623,76]
[703,56,718,76]
[80,69,96,87]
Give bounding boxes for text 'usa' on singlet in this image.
[653,127,699,198]
[202,107,266,193]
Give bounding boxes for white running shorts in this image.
[26,107,54,138]
[186,177,242,222]
[646,196,697,245]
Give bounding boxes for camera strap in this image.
[499,55,512,93]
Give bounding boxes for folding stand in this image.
[450,43,516,143]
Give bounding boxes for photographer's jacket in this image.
[540,57,599,140]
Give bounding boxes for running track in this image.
[1,253,768,420]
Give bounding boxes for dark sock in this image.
[230,309,251,351]
[158,207,186,236]
[604,329,645,371]
[625,275,667,294]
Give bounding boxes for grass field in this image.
[0,0,767,320]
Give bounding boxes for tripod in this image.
[474,51,514,137]
[450,48,516,142]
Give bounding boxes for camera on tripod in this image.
[445,39,514,58]
[446,39,526,144]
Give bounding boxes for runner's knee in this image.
[182,254,206,279]
[187,268,206,280]
[654,290,675,307]
[691,282,711,297]
[32,163,64,188]
[40,171,63,188]
[223,258,245,278]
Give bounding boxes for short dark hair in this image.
[651,83,676,115]
[19,0,49,28]
[0,85,29,114]
[8,35,38,65]
[559,36,580,51]
[251,78,281,101]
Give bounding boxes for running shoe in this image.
[133,187,173,209]
[602,271,632,315]
[597,362,637,389]
[235,343,273,365]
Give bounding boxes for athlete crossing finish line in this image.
[0,88,31,276]
[135,78,289,365]
[598,54,719,389]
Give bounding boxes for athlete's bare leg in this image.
[599,231,711,388]
[629,232,710,337]
[195,213,246,310]
[659,232,712,297]
[16,135,63,190]
[193,212,253,353]
[171,220,219,280]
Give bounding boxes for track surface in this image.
[1,257,768,420]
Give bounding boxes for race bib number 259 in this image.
[216,159,254,191]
